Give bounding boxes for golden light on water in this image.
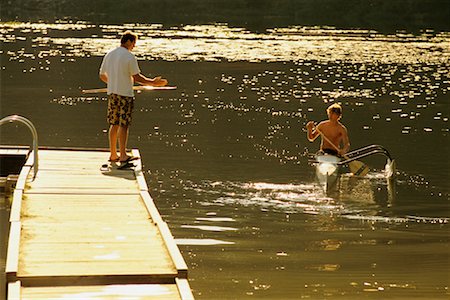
[2,22,449,64]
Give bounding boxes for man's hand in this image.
[151,76,168,87]
[133,74,168,86]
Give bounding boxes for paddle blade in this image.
[385,159,396,178]
[349,160,369,176]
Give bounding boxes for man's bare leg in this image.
[118,125,130,161]
[109,124,120,161]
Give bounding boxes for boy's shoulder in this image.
[337,121,347,129]
[319,120,347,130]
[318,120,332,128]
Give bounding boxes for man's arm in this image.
[99,73,108,84]
[132,73,168,87]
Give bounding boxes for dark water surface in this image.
[0,21,449,299]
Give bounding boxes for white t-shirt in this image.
[99,46,140,97]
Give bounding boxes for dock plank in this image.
[26,172,139,190]
[21,194,149,220]
[16,282,184,299]
[20,260,176,278]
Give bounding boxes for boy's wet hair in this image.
[327,103,342,116]
[121,31,138,44]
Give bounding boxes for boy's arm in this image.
[340,126,350,154]
[306,121,320,142]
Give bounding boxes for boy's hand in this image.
[306,121,315,130]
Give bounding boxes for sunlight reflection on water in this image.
[2,22,450,64]
[2,22,449,141]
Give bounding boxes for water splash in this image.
[183,177,448,225]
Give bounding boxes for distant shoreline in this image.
[1,0,449,33]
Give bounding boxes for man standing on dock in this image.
[99,31,168,165]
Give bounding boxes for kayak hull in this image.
[315,154,341,194]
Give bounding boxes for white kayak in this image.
[315,154,341,194]
[312,144,396,196]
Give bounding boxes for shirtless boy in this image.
[306,103,350,156]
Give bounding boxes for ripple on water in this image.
[183,176,448,225]
[188,180,343,214]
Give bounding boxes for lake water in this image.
[0,21,449,299]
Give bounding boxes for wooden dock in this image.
[5,148,193,299]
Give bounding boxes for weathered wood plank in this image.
[24,188,139,195]
[6,222,21,281]
[158,222,188,278]
[20,259,176,276]
[7,281,21,300]
[33,149,139,173]
[133,149,149,191]
[20,225,162,243]
[21,195,149,220]
[176,278,195,300]
[19,282,183,299]
[140,191,164,224]
[9,190,23,222]
[26,173,139,189]
[17,273,179,287]
[0,147,29,155]
[37,149,108,159]
[15,166,31,191]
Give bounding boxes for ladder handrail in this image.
[0,115,39,180]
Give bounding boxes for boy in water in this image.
[306,103,350,156]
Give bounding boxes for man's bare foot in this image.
[119,155,139,163]
[109,155,119,162]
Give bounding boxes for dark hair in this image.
[121,31,138,44]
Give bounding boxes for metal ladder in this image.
[0,115,39,180]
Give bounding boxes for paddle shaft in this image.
[315,127,343,155]
[315,127,369,176]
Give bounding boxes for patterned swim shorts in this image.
[107,94,135,126]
